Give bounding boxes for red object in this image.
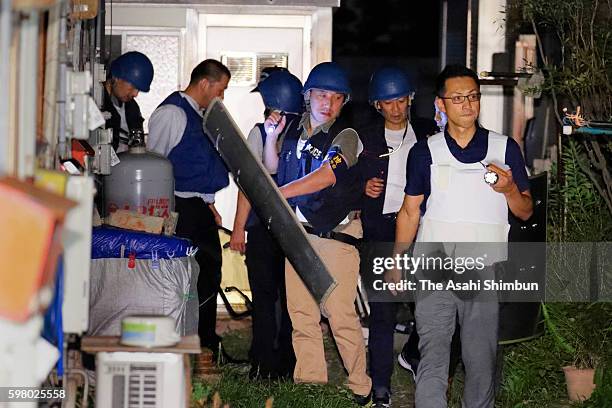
[128,253,136,269]
[71,139,95,169]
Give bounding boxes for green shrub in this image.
[498,333,566,407]
[548,138,612,243]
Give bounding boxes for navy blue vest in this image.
[161,92,229,194]
[357,116,438,241]
[278,118,363,234]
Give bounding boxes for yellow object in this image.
[34,169,68,196]
[218,229,251,305]
[12,0,57,11]
[71,0,98,20]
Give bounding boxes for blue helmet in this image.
[110,51,154,92]
[368,66,414,104]
[257,70,303,114]
[303,62,351,99]
[251,66,288,93]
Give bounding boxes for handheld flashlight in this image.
[481,162,508,185]
[266,111,286,134]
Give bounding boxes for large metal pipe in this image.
[203,99,337,308]
[95,0,104,64]
[0,0,12,175]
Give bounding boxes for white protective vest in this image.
[416,131,510,264]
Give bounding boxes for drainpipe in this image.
[57,0,68,160]
[17,10,40,179]
[0,0,11,176]
[42,3,61,169]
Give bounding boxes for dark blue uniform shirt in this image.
[404,126,530,214]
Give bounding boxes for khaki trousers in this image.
[285,230,371,396]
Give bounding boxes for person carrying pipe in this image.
[276,62,372,405]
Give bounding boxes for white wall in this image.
[106,3,333,230]
[105,5,187,28]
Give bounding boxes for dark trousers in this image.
[245,224,295,377]
[174,196,222,348]
[369,301,399,393]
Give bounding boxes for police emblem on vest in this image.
[279,120,363,234]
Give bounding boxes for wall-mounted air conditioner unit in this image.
[96,352,185,408]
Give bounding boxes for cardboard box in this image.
[106,209,165,234]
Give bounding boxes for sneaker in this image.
[372,389,391,408]
[353,391,372,407]
[397,352,418,381]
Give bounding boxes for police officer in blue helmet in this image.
[250,68,303,171]
[103,51,154,152]
[357,66,440,407]
[276,62,372,405]
[229,68,303,379]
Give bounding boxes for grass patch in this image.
[197,303,610,407]
[206,366,358,408]
[194,326,361,407]
[497,335,567,407]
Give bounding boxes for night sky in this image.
[333,0,440,58]
[332,0,442,121]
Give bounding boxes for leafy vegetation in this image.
[507,0,612,219]
[542,303,612,369]
[507,0,612,122]
[494,303,611,407]
[497,332,566,407]
[548,138,612,242]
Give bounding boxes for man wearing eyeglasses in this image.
[394,64,533,407]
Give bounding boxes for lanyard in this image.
[379,124,408,158]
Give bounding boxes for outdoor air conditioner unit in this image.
[96,352,186,408]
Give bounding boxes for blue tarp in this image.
[91,227,194,260]
[42,257,63,376]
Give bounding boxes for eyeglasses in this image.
[439,93,481,104]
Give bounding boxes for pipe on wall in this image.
[42,2,61,169]
[17,11,40,179]
[57,0,68,159]
[0,0,12,175]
